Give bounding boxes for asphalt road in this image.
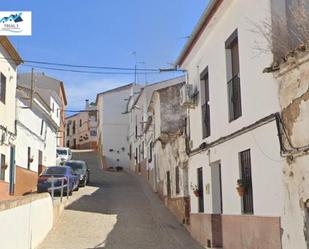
[38,150,203,249]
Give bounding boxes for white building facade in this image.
[96,84,135,169]
[176,0,284,248]
[0,37,23,201]
[14,85,59,195]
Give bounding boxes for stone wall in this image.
[276,52,309,249]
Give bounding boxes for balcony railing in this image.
[227,74,242,122]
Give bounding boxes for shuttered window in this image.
[175,166,180,194]
[201,68,211,138]
[226,30,242,122]
[0,73,6,104]
[0,154,5,180]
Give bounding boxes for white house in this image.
[96,83,136,169]
[17,73,67,147]
[0,36,23,201]
[14,84,59,195]
[65,99,98,150]
[127,76,186,174]
[176,0,284,248]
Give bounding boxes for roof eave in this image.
[0,36,23,66]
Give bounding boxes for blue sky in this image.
[2,0,209,110]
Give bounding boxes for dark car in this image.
[65,160,90,187]
[37,166,80,194]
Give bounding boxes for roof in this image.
[0,36,23,66]
[95,83,133,104]
[16,85,51,112]
[129,76,186,113]
[18,73,67,106]
[175,0,223,67]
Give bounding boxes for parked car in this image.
[56,147,72,165]
[65,160,90,187]
[37,166,79,195]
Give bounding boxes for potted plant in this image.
[236,179,249,197]
[190,184,200,197]
[1,163,8,170]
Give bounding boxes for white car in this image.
[56,147,72,165]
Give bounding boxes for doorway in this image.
[9,146,15,195]
[211,161,223,213]
[197,167,204,212]
[166,171,171,197]
[38,150,43,175]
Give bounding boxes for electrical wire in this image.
[0,56,161,71]
[21,64,162,75]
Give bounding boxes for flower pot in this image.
[1,164,8,170]
[193,190,200,197]
[236,186,246,197]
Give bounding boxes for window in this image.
[226,30,242,121]
[135,116,138,139]
[239,149,254,214]
[66,140,70,147]
[200,68,211,138]
[66,123,70,136]
[0,73,6,104]
[90,130,97,136]
[72,121,76,135]
[27,147,31,170]
[80,119,82,127]
[141,142,144,159]
[148,142,153,163]
[175,166,180,194]
[52,103,55,113]
[0,154,5,181]
[40,120,44,136]
[166,171,171,197]
[129,144,132,160]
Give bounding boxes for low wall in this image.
[15,166,38,196]
[0,193,53,249]
[165,196,190,225]
[190,213,222,248]
[222,215,281,249]
[190,213,281,249]
[0,181,12,201]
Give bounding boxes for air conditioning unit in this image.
[180,84,195,108]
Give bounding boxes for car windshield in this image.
[57,149,68,155]
[65,162,86,174]
[45,167,67,175]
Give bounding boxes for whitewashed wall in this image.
[180,0,283,217]
[98,87,132,168]
[15,96,57,169]
[0,194,53,249]
[0,44,18,182]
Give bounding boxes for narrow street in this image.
[38,150,203,249]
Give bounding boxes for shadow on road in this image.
[63,150,203,249]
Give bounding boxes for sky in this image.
[2,0,209,111]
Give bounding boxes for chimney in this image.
[85,99,89,109]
